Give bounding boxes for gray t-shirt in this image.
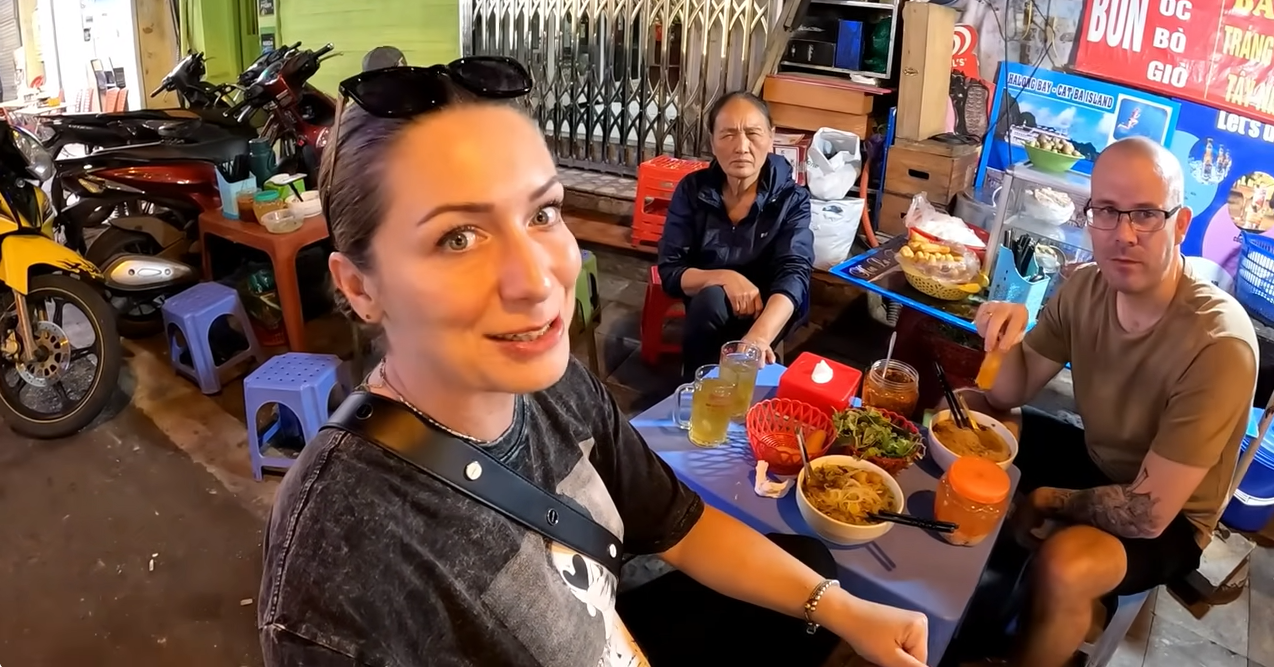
[258,359,704,666]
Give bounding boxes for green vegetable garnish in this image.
[833,407,919,459]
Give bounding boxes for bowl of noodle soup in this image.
[796,455,905,546]
[927,410,1018,472]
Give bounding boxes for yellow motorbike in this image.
[0,120,121,438]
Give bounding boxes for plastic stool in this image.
[632,156,707,246]
[161,282,263,394]
[243,353,348,480]
[640,265,685,365]
[576,249,601,325]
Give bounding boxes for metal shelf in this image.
[810,0,897,10]
[779,61,888,79]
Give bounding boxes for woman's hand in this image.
[740,333,776,365]
[831,595,929,667]
[717,270,763,316]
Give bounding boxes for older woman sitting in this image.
[656,91,814,377]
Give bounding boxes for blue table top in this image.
[828,241,981,335]
[634,363,1020,663]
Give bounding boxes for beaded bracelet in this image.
[803,578,840,634]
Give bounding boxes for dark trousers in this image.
[681,285,799,382]
[616,533,840,667]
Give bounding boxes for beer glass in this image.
[674,364,736,447]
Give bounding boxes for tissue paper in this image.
[811,360,834,384]
[753,461,793,499]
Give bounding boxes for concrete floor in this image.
[0,405,264,667]
[1,243,1271,667]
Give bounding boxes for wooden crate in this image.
[877,192,914,237]
[763,74,875,115]
[884,140,981,208]
[769,102,870,138]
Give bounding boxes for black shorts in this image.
[1016,408,1203,596]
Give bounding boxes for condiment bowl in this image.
[927,410,1019,472]
[796,455,905,546]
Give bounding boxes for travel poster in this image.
[976,63,1181,190]
[1172,98,1274,278]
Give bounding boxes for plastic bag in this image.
[806,128,862,200]
[809,198,866,270]
[904,193,986,251]
[897,235,982,284]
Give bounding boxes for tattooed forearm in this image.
[1037,469,1162,538]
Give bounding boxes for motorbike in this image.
[56,43,338,338]
[0,120,122,439]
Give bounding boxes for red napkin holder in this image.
[776,352,863,416]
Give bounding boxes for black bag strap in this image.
[322,391,624,576]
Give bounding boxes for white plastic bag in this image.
[809,198,866,270]
[805,128,863,200]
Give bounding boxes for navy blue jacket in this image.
[656,153,814,311]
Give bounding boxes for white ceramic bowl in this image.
[796,455,905,546]
[286,190,322,219]
[927,410,1019,472]
[260,209,302,234]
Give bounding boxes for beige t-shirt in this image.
[1023,262,1258,545]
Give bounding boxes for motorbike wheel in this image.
[0,274,123,439]
[86,227,168,339]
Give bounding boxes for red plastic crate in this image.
[632,156,707,247]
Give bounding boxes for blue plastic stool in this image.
[243,353,348,480]
[161,282,263,394]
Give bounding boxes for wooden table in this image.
[197,211,329,352]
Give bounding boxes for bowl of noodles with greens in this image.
[796,455,905,545]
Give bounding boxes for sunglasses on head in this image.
[321,56,533,218]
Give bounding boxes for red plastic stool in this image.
[640,265,685,365]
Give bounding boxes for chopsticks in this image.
[932,360,971,430]
[869,511,958,534]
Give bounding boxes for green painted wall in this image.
[180,0,461,93]
[277,0,460,94]
[179,0,246,84]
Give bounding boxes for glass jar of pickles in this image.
[934,457,1011,547]
[253,190,287,222]
[861,359,920,417]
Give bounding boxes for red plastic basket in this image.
[839,407,925,476]
[746,398,836,476]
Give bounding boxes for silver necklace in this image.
[374,361,484,445]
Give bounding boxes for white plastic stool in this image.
[1078,590,1150,667]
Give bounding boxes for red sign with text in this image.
[1075,0,1274,123]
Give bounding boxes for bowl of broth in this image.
[927,410,1018,472]
[796,455,905,546]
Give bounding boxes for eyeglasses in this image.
[1082,204,1181,233]
[320,57,533,224]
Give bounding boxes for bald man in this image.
[963,137,1258,666]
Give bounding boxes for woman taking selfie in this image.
[258,58,928,667]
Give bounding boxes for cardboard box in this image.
[786,40,837,67]
[884,139,981,208]
[898,3,957,141]
[769,102,870,138]
[763,74,874,115]
[772,131,813,185]
[792,16,840,42]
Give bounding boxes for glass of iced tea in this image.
[719,340,763,419]
[674,364,737,447]
[861,359,920,418]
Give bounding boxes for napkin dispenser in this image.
[776,352,863,415]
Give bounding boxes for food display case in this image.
[985,162,1095,299]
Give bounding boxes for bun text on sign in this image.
[1075,0,1274,122]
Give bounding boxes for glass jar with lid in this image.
[934,456,1011,547]
[253,190,287,223]
[861,359,920,418]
